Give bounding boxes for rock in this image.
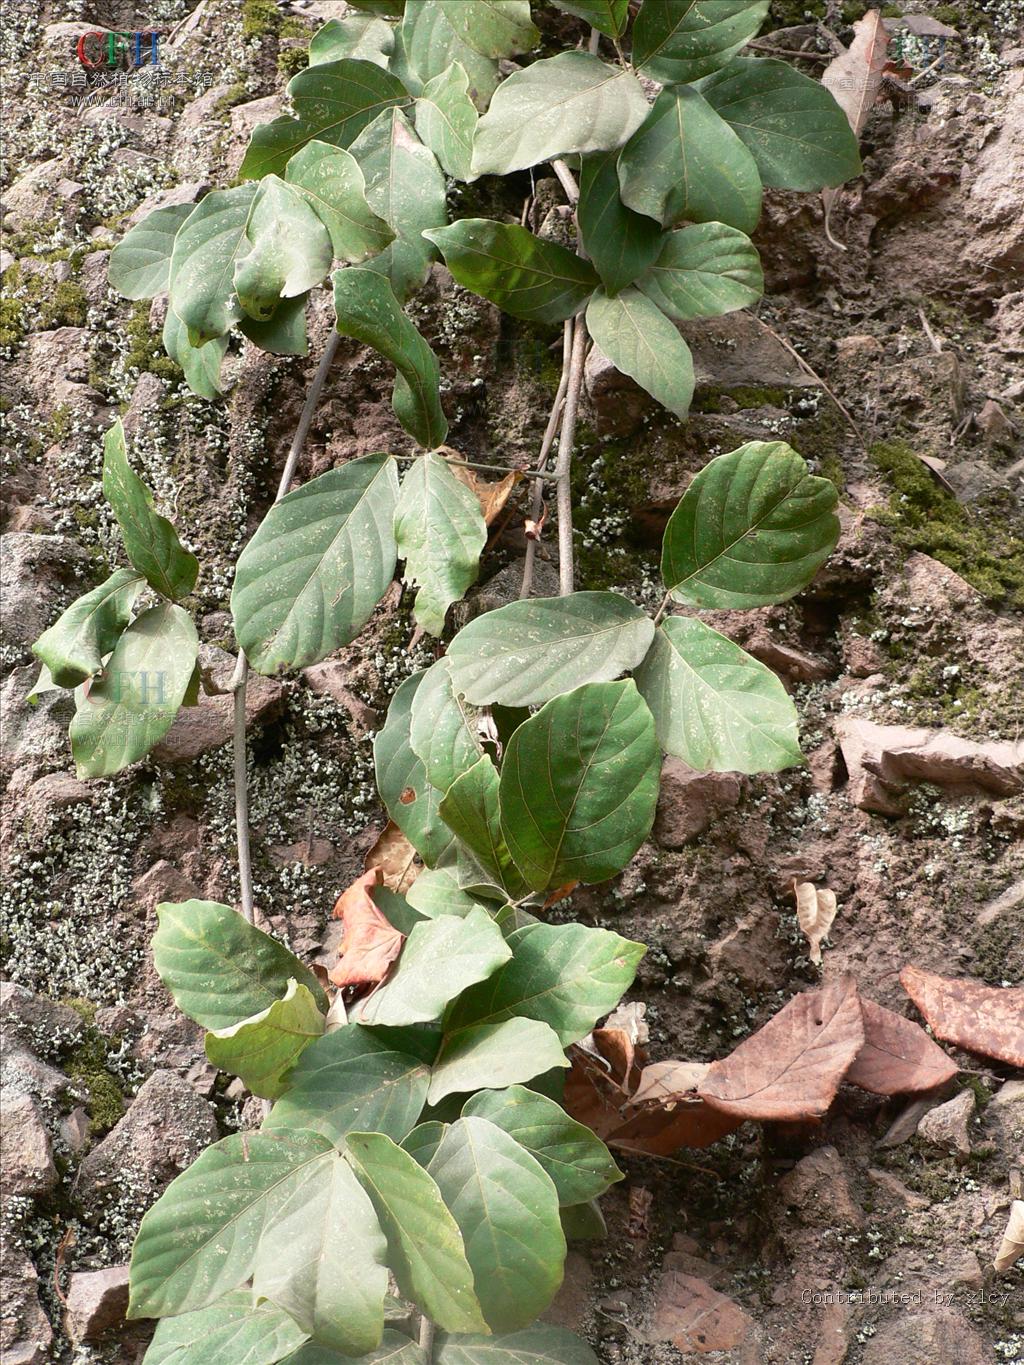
[125,182,205,228]
[778,1147,863,1229]
[59,1105,92,1154]
[0,1092,57,1196]
[0,532,91,650]
[23,328,106,418]
[0,1245,53,1365]
[835,333,883,363]
[860,1309,991,1365]
[585,343,653,435]
[131,860,201,915]
[303,662,380,731]
[679,312,817,393]
[227,94,285,174]
[0,1046,70,1107]
[151,645,284,762]
[975,398,1016,444]
[877,1094,949,1150]
[916,1087,975,1156]
[835,717,1024,815]
[64,1266,130,1344]
[1,981,85,1051]
[647,1269,759,1354]
[867,1167,931,1211]
[0,159,84,231]
[654,759,743,848]
[0,663,76,780]
[842,633,886,678]
[964,68,1024,276]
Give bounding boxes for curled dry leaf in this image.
[698,975,865,1122]
[820,10,891,244]
[900,965,1024,1068]
[846,996,958,1096]
[445,450,522,527]
[794,880,838,965]
[993,1200,1024,1273]
[328,868,405,989]
[365,819,421,894]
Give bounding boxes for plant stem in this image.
[521,321,573,600]
[555,315,588,596]
[418,1316,435,1360]
[395,452,560,481]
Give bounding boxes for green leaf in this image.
[435,1323,600,1364]
[32,568,144,688]
[333,269,448,446]
[436,1,538,58]
[128,1130,334,1318]
[407,867,495,919]
[586,287,695,419]
[401,1,500,110]
[233,176,333,322]
[355,908,512,1026]
[661,440,840,607]
[375,671,457,866]
[561,1200,607,1241]
[498,680,660,893]
[633,0,770,84]
[424,220,598,326]
[698,57,862,189]
[231,454,399,675]
[143,1290,308,1365]
[445,921,645,1045]
[252,1151,388,1356]
[162,308,230,396]
[264,1024,431,1145]
[637,221,763,321]
[618,86,762,233]
[238,59,409,180]
[463,1086,622,1204]
[348,0,407,13]
[577,150,663,297]
[286,140,395,263]
[415,62,478,179]
[427,1117,564,1332]
[204,979,326,1099]
[549,0,628,37]
[409,657,483,796]
[345,1131,489,1334]
[428,1018,569,1105]
[395,452,488,635]
[102,419,199,600]
[69,604,198,778]
[470,52,649,178]
[168,184,258,345]
[446,591,654,707]
[282,1333,428,1365]
[310,15,396,67]
[153,899,327,1031]
[635,615,803,773]
[402,1121,449,1166]
[108,202,193,300]
[239,293,309,356]
[439,759,531,901]
[349,109,448,303]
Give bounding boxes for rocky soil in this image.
[1,1,1022,1362]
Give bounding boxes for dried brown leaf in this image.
[900,965,1024,1068]
[446,454,521,526]
[994,1200,1024,1273]
[613,1062,742,1154]
[822,9,892,138]
[794,880,838,965]
[365,820,421,895]
[328,868,405,989]
[846,997,958,1096]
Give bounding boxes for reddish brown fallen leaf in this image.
[446,455,521,526]
[542,880,578,909]
[846,996,958,1096]
[994,1200,1024,1273]
[820,10,891,244]
[365,820,421,895]
[794,880,838,965]
[329,869,405,988]
[698,975,865,1121]
[900,965,1024,1068]
[611,1062,742,1154]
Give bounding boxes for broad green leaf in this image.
[282,1333,427,1365]
[549,0,628,37]
[153,899,327,1031]
[108,202,193,300]
[374,671,457,865]
[428,1017,568,1105]
[407,867,495,919]
[286,140,395,263]
[231,454,399,675]
[402,1120,449,1166]
[698,57,862,189]
[633,0,770,84]
[635,615,803,773]
[577,150,662,297]
[586,288,695,419]
[355,908,511,1026]
[349,109,447,303]
[499,680,659,892]
[409,657,482,796]
[401,1,500,110]
[252,1151,388,1356]
[424,220,598,325]
[618,86,762,234]
[661,440,840,608]
[415,62,478,179]
[436,1,538,58]
[69,604,198,778]
[463,1086,622,1204]
[163,308,230,397]
[102,419,198,600]
[348,0,407,12]
[239,59,409,180]
[27,662,59,704]
[435,1323,600,1364]
[128,1130,334,1318]
[446,591,654,707]
[561,1200,607,1241]
[168,184,258,345]
[470,52,649,178]
[445,921,645,1045]
[333,269,447,446]
[439,759,531,901]
[637,221,763,321]
[264,1024,431,1144]
[345,1131,489,1334]
[395,452,488,635]
[375,885,428,935]
[427,1117,564,1332]
[143,1290,307,1365]
[204,979,326,1099]
[310,15,396,67]
[234,176,333,321]
[32,568,143,688]
[239,293,309,356]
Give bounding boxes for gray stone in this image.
[0,531,91,649]
[917,1087,975,1156]
[0,982,85,1051]
[151,645,284,762]
[0,663,75,780]
[64,1265,130,1344]
[860,1309,991,1365]
[0,1046,70,1107]
[302,662,380,731]
[585,343,654,436]
[777,1146,863,1229]
[0,1244,53,1365]
[0,159,84,231]
[0,1092,57,1197]
[654,759,743,848]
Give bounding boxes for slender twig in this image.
[393,452,560,481]
[652,591,672,627]
[551,158,581,206]
[419,1316,435,1360]
[521,321,573,599]
[555,317,588,596]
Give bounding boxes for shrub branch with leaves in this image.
[30,3,863,1362]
